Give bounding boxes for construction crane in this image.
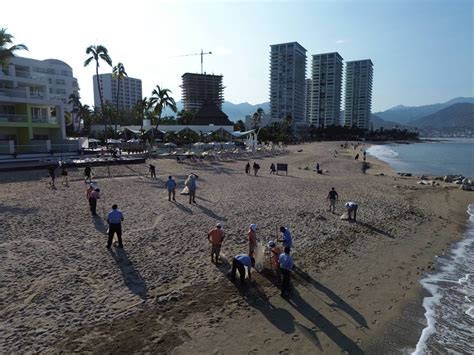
[173,49,212,74]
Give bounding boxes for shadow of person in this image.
[293,267,369,329]
[173,201,193,214]
[355,221,395,239]
[108,248,147,300]
[93,215,108,235]
[214,258,296,334]
[195,204,227,221]
[285,287,363,355]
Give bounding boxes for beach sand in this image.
[0,141,472,353]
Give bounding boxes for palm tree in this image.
[150,85,177,132]
[132,97,152,133]
[112,62,127,136]
[84,45,112,132]
[0,28,28,67]
[251,107,264,129]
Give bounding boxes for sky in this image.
[1,0,472,112]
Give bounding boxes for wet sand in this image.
[0,141,472,353]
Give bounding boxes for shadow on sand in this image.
[173,201,193,214]
[93,215,108,235]
[195,204,227,221]
[355,221,396,239]
[285,287,364,355]
[108,248,147,300]
[293,267,369,329]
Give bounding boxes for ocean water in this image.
[366,138,474,178]
[413,204,474,354]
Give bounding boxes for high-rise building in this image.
[181,73,224,112]
[93,74,142,111]
[344,59,373,129]
[310,52,343,127]
[304,78,312,122]
[0,56,78,145]
[269,42,307,123]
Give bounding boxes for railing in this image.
[0,88,27,98]
[32,116,58,124]
[0,113,28,123]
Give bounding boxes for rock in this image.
[454,180,462,185]
[376,173,385,176]
[462,184,473,191]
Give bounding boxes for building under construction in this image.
[181,73,224,112]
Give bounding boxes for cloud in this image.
[335,39,346,44]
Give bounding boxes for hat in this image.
[268,241,276,248]
[216,223,222,228]
[250,224,257,232]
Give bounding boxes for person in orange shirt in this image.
[208,223,225,264]
[248,224,257,257]
[268,240,282,270]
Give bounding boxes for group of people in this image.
[46,164,69,188]
[245,162,260,176]
[325,187,358,220]
[207,223,295,297]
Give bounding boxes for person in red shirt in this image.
[208,223,225,263]
[248,224,257,257]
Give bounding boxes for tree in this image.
[84,45,112,132]
[251,107,264,129]
[150,85,177,133]
[0,28,28,67]
[178,110,194,125]
[112,62,127,136]
[234,119,245,131]
[132,97,153,132]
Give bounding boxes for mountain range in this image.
[165,97,473,135]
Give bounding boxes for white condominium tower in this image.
[304,78,312,122]
[269,42,307,123]
[310,52,343,127]
[93,74,142,111]
[344,59,373,129]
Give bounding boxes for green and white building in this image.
[0,56,79,153]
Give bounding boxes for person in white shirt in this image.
[345,201,358,221]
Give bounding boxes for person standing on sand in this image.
[185,173,198,204]
[268,240,282,270]
[327,187,339,213]
[61,165,69,186]
[248,224,257,257]
[278,226,293,251]
[345,201,358,221]
[84,165,92,183]
[279,247,294,297]
[354,153,359,160]
[245,162,251,175]
[166,175,177,201]
[89,188,100,216]
[107,204,124,248]
[231,253,255,286]
[363,151,366,162]
[47,165,56,188]
[270,163,276,174]
[253,162,260,176]
[208,223,225,263]
[149,164,156,178]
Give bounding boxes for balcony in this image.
[0,113,28,123]
[32,116,58,124]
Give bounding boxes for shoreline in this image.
[363,149,473,352]
[1,141,473,353]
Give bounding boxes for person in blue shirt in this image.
[279,247,294,297]
[278,226,293,250]
[166,175,177,201]
[345,201,358,221]
[107,204,124,248]
[231,254,255,286]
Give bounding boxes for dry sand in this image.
[0,141,472,354]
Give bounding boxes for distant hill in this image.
[374,97,474,124]
[163,100,270,121]
[410,103,474,129]
[370,114,415,130]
